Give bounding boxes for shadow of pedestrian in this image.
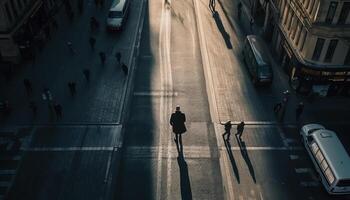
[236,136,256,183]
[223,135,240,183]
[212,11,232,49]
[177,155,192,200]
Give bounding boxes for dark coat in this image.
[170,111,186,134]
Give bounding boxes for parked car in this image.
[300,124,350,194]
[242,35,273,85]
[106,0,130,31]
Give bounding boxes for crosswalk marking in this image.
[0,170,16,175]
[300,181,319,187]
[22,147,115,151]
[295,168,311,173]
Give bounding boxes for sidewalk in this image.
[200,0,350,126]
[0,0,142,125]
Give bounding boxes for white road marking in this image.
[295,168,311,173]
[289,155,299,160]
[300,181,319,187]
[22,147,114,151]
[0,170,16,175]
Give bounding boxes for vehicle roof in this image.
[110,0,126,11]
[312,129,350,179]
[302,124,325,134]
[246,35,271,66]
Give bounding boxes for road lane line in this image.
[133,91,178,97]
[289,155,299,160]
[300,181,319,187]
[295,168,311,173]
[22,147,114,151]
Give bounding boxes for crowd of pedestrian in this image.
[0,0,130,122]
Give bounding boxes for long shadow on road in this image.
[223,135,240,183]
[212,11,232,49]
[176,139,192,200]
[236,136,256,183]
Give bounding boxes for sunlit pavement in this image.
[117,0,350,200]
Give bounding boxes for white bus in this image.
[300,124,350,194]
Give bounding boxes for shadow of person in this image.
[236,136,256,183]
[175,134,184,156]
[212,11,232,49]
[223,135,240,183]
[177,155,193,200]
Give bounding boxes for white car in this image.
[106,0,130,31]
[300,123,325,139]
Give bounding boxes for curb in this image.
[104,0,147,199]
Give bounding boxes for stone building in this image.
[260,0,350,96]
[0,0,58,64]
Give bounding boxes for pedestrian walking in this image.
[54,103,63,119]
[68,82,76,96]
[220,121,232,141]
[115,52,122,64]
[121,63,128,75]
[237,2,242,20]
[90,17,99,31]
[29,101,37,116]
[295,102,304,121]
[67,41,76,55]
[83,69,90,82]
[170,105,187,150]
[89,37,96,49]
[42,88,53,109]
[250,18,254,32]
[273,102,282,114]
[23,79,33,94]
[236,121,245,139]
[99,51,106,64]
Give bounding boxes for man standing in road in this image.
[236,121,245,139]
[295,102,304,121]
[170,105,187,144]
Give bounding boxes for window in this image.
[4,3,13,22]
[284,6,290,25]
[295,25,302,45]
[345,48,350,65]
[325,168,335,184]
[308,0,314,12]
[288,13,294,30]
[312,38,325,61]
[315,150,324,163]
[299,30,308,51]
[338,3,350,25]
[320,160,329,171]
[325,2,338,23]
[311,142,319,154]
[291,20,299,40]
[324,39,338,62]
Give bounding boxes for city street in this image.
[1,0,350,199]
[117,0,350,200]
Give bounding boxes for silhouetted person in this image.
[89,37,96,49]
[68,82,76,96]
[236,121,245,139]
[170,105,187,147]
[99,51,106,64]
[295,102,304,121]
[273,102,282,114]
[23,79,32,94]
[42,88,53,109]
[115,52,122,64]
[29,101,37,116]
[250,18,254,32]
[67,41,76,54]
[90,17,99,31]
[54,103,63,119]
[121,63,128,75]
[209,0,216,13]
[221,120,232,141]
[83,69,90,82]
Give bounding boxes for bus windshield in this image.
[108,11,123,18]
[337,179,350,187]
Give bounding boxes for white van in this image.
[106,0,130,31]
[300,124,350,194]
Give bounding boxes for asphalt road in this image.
[116,0,350,200]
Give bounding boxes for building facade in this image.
[261,0,350,96]
[0,0,58,64]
